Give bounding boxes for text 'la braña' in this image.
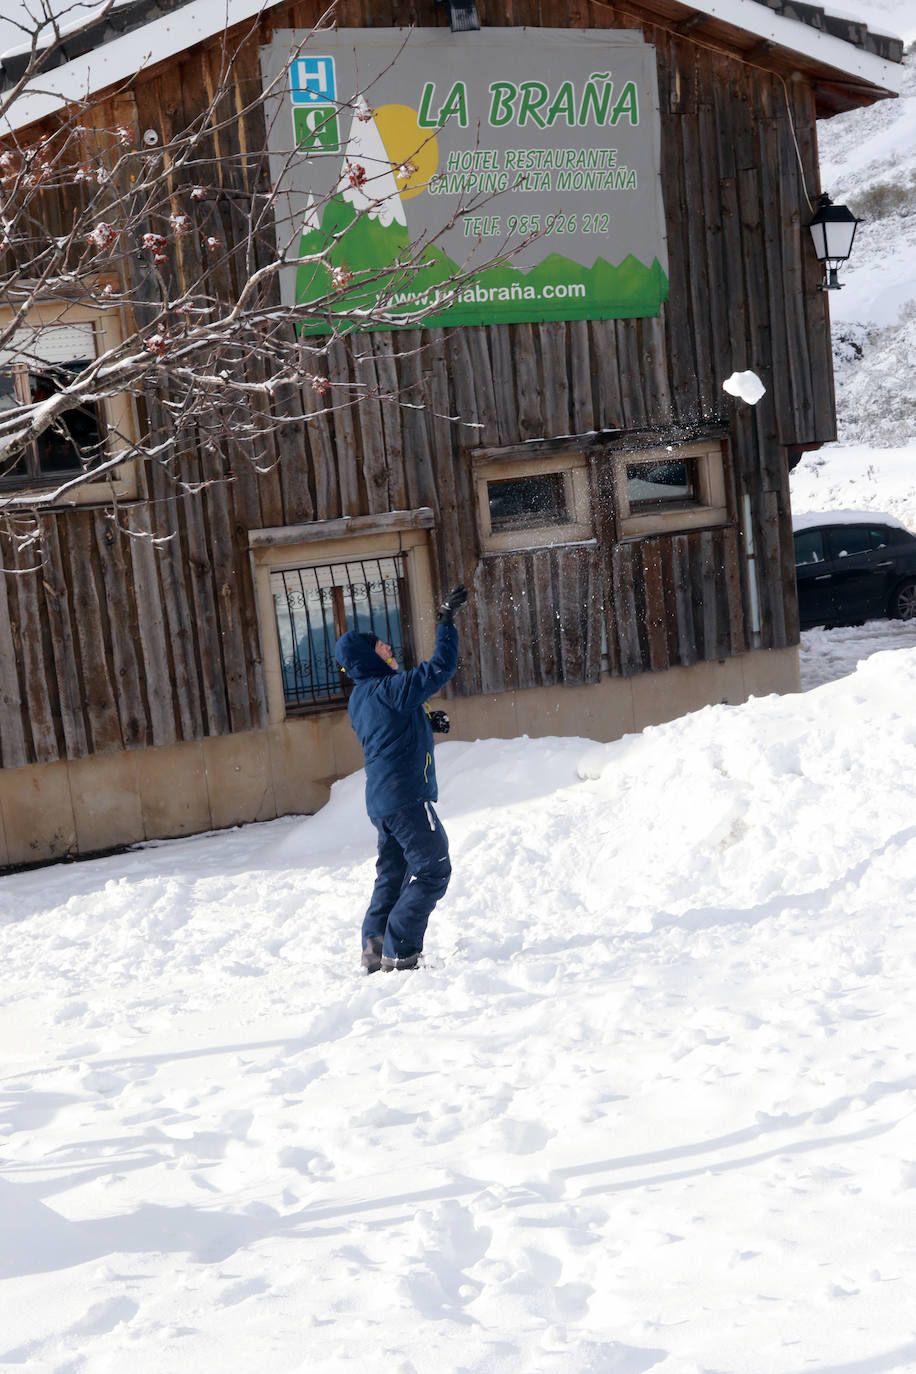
[417,74,640,130]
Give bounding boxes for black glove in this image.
[428,709,450,734]
[437,584,468,625]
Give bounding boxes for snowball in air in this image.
[723,370,766,405]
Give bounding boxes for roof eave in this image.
[0,0,903,137]
[670,0,903,100]
[1,0,272,134]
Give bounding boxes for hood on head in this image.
[334,629,393,681]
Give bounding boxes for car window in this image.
[871,525,911,547]
[794,529,826,565]
[827,525,872,559]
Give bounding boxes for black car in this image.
[793,512,916,630]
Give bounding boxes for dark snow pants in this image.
[363,801,451,961]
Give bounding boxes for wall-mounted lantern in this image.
[442,1,480,31]
[807,193,861,291]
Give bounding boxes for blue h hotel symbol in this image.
[291,56,340,153]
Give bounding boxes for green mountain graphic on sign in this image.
[295,198,668,334]
[295,197,411,317]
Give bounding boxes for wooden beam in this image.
[249,507,436,549]
[675,12,708,35]
[471,431,623,465]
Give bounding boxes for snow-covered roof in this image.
[745,0,904,56]
[0,0,268,132]
[814,1,907,46]
[792,508,913,533]
[0,0,904,135]
[0,0,136,63]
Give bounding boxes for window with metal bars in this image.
[271,555,411,709]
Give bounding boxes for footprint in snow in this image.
[217,1277,270,1306]
[488,1116,555,1155]
[396,1200,492,1317]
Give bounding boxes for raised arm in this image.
[381,586,468,714]
[381,622,459,713]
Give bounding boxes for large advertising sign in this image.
[260,28,668,334]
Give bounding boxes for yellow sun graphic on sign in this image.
[373,104,439,199]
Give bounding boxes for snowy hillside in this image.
[791,440,916,529]
[816,12,916,446]
[792,14,916,532]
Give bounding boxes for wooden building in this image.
[0,0,903,867]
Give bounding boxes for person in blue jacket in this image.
[334,585,468,973]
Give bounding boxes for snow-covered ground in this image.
[4,645,916,1374]
[4,6,916,1373]
[2,522,915,1374]
[799,614,916,686]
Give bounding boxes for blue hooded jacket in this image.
[334,623,459,819]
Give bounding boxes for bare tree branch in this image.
[0,0,532,533]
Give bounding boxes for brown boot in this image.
[380,952,420,971]
[361,937,384,974]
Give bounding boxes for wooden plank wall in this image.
[0,0,831,767]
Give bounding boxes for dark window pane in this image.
[827,525,872,559]
[31,363,104,474]
[488,472,567,532]
[0,360,104,487]
[626,457,696,507]
[794,529,826,565]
